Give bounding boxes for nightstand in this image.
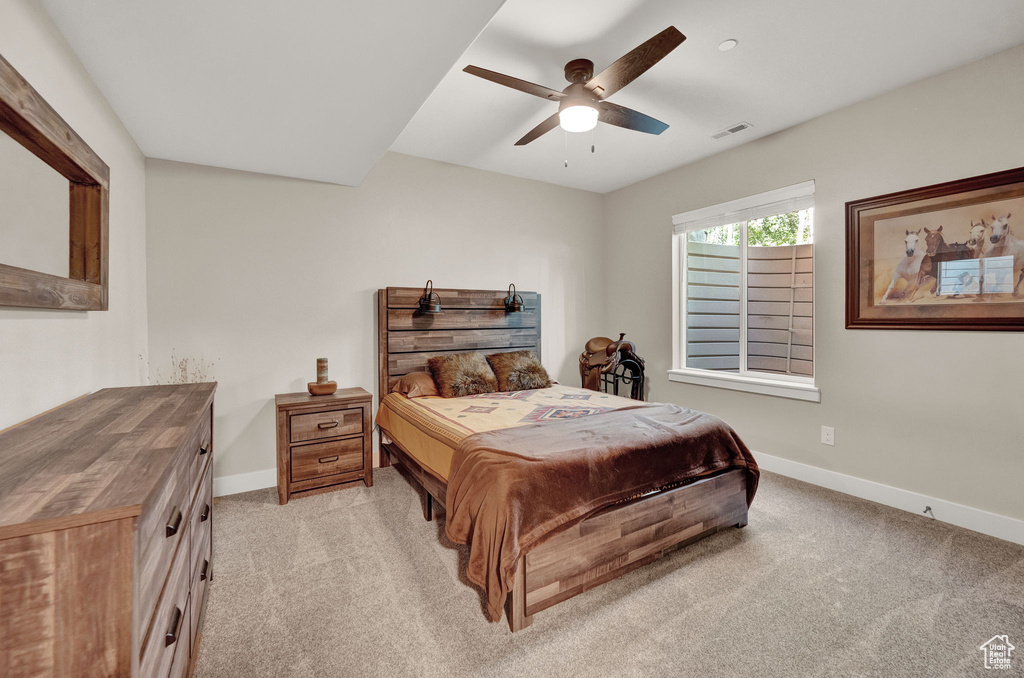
[275,387,372,504]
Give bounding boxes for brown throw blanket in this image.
[444,403,759,622]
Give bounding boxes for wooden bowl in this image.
[307,381,338,396]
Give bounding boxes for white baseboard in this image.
[213,468,277,498]
[756,452,1024,546]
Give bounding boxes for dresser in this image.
[0,383,217,678]
[275,387,372,504]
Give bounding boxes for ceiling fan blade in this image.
[599,101,669,135]
[464,65,566,101]
[515,113,561,146]
[585,26,685,100]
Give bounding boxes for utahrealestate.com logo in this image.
[979,635,1014,670]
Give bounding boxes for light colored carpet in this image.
[195,467,1023,678]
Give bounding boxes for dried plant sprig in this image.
[152,349,219,385]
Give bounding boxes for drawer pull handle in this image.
[200,559,210,581]
[199,444,209,455]
[165,507,183,538]
[201,504,210,522]
[318,455,339,464]
[165,606,183,646]
[317,421,340,430]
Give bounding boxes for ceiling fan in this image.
[464,26,685,146]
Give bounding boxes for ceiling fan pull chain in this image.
[591,125,596,154]
[564,130,569,168]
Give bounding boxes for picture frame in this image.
[846,166,1024,331]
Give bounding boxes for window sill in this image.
[667,369,820,402]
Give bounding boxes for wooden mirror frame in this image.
[0,53,109,311]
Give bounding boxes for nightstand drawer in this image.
[290,408,362,443]
[291,438,363,481]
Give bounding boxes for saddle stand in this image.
[579,333,646,400]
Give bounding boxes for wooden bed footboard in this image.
[510,468,748,631]
[382,435,748,632]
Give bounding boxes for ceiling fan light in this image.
[559,105,599,133]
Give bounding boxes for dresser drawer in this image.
[190,537,212,648]
[291,437,363,482]
[166,596,192,678]
[290,408,362,443]
[137,449,192,637]
[189,461,213,577]
[140,522,192,678]
[189,408,213,489]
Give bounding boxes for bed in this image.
[376,286,757,631]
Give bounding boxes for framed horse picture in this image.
[846,166,1024,331]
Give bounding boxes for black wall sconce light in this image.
[504,283,524,313]
[417,279,442,314]
[417,280,443,314]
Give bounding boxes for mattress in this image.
[375,384,642,480]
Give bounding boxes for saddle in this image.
[579,333,646,399]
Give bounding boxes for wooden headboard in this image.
[377,286,541,399]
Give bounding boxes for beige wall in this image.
[145,153,606,479]
[604,45,1024,520]
[0,0,149,429]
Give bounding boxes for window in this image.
[670,181,819,402]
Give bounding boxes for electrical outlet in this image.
[821,426,835,446]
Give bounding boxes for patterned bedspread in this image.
[375,384,642,479]
[384,383,639,440]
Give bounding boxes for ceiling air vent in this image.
[711,121,753,140]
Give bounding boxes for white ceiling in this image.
[40,0,505,186]
[393,0,1024,193]
[41,0,1024,193]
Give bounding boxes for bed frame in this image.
[377,286,750,631]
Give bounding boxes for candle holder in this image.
[307,357,338,396]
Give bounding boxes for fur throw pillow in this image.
[427,352,498,398]
[391,371,440,398]
[486,350,552,391]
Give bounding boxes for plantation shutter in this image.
[746,243,813,376]
[685,240,740,372]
